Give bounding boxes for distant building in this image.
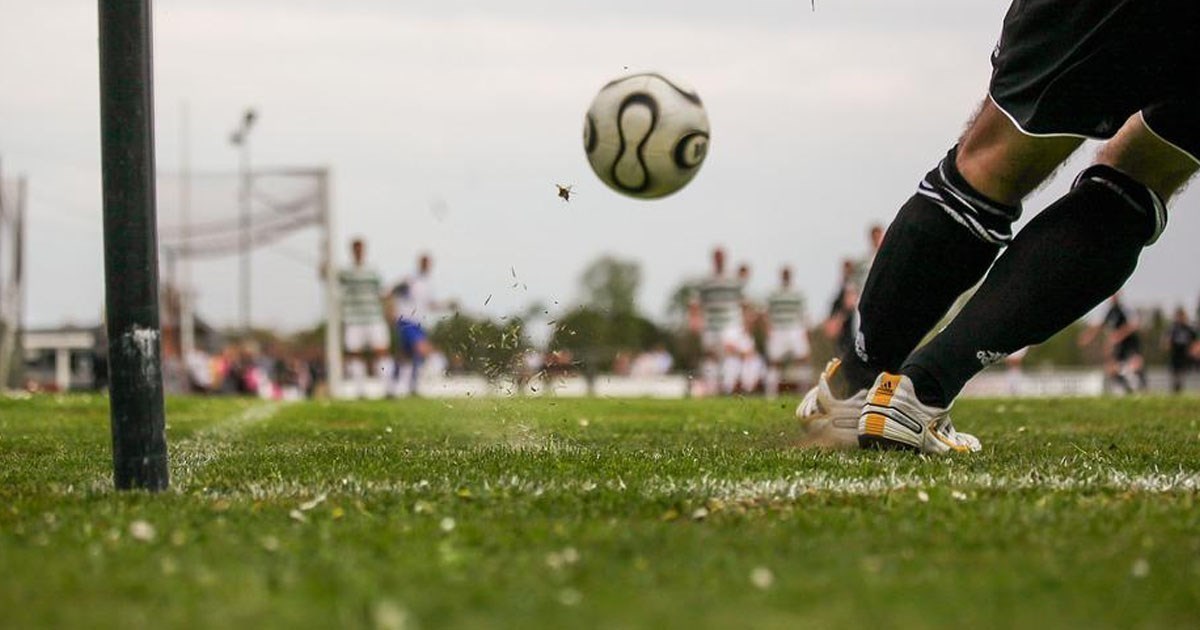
[22,326,102,392]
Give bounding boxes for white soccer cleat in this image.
[795,359,866,449]
[857,373,981,454]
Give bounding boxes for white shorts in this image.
[703,326,753,356]
[343,321,390,353]
[767,327,809,363]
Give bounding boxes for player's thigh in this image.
[367,321,391,354]
[970,0,1200,203]
[344,324,368,354]
[1097,110,1199,202]
[765,334,785,364]
[955,99,1082,205]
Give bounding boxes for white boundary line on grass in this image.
[168,401,286,487]
[153,469,1200,503]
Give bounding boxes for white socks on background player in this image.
[720,356,741,395]
[765,367,781,399]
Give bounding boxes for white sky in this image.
[2,0,1197,332]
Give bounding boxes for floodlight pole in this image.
[98,0,169,491]
[231,109,257,335]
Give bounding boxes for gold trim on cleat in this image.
[825,357,842,379]
[863,413,886,436]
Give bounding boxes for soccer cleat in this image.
[795,359,867,449]
[857,373,981,454]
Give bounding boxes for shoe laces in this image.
[932,415,969,444]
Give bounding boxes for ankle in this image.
[901,364,951,408]
[830,354,878,398]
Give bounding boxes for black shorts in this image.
[990,0,1200,162]
[1113,335,1142,362]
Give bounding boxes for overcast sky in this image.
[2,0,1197,333]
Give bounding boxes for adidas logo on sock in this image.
[975,350,1008,367]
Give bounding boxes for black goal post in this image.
[98,0,169,491]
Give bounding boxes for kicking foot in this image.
[858,373,981,454]
[795,359,866,449]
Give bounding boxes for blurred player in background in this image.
[823,259,860,359]
[691,247,745,395]
[735,263,765,393]
[764,266,809,398]
[389,252,439,397]
[1164,306,1197,393]
[799,1,1198,453]
[338,238,390,398]
[1079,293,1146,394]
[851,223,886,291]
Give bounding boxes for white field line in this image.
[67,402,286,493]
[169,401,286,485]
[147,469,1200,503]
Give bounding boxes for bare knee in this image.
[1096,113,1199,201]
[954,99,1083,205]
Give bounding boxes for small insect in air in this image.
[555,184,576,202]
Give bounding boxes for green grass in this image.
[2,394,1199,629]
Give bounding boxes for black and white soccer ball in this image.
[583,73,710,199]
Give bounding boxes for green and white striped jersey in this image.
[766,289,805,329]
[338,266,385,325]
[699,275,743,333]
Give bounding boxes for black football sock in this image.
[903,165,1167,406]
[1111,372,1133,394]
[831,147,1018,397]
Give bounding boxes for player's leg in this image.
[1106,354,1131,395]
[738,349,764,394]
[896,112,1197,422]
[764,333,783,398]
[407,326,432,396]
[343,324,370,398]
[1128,352,1147,392]
[832,98,1081,398]
[697,330,720,396]
[720,352,740,395]
[391,319,413,397]
[719,331,742,395]
[368,320,393,396]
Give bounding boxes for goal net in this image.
[155,167,342,393]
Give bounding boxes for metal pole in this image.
[98,0,169,491]
[232,109,255,336]
[320,170,343,397]
[239,139,251,333]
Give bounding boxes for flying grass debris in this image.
[128,520,156,543]
[750,566,774,590]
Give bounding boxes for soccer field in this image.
[2,395,1198,629]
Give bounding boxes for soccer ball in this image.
[583,72,710,199]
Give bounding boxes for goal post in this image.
[97,0,169,491]
[0,163,27,390]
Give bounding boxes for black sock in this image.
[903,165,1164,406]
[833,147,1014,397]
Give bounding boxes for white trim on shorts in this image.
[1138,110,1200,167]
[986,93,1102,141]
